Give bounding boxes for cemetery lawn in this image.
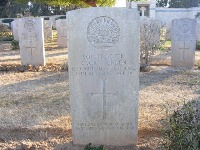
[0,41,200,149]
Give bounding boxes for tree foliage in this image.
[157,0,200,8]
[168,0,200,8]
[156,0,168,7]
[0,0,116,17]
[132,0,200,8]
[0,0,9,6]
[16,0,116,7]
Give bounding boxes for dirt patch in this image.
[0,41,200,150]
[0,63,68,72]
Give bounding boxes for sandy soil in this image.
[0,40,200,150]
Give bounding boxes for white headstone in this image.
[196,17,200,41]
[140,7,146,17]
[56,19,67,47]
[67,8,140,146]
[11,19,19,41]
[18,17,45,66]
[171,18,196,68]
[43,20,52,40]
[49,16,57,28]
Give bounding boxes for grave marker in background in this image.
[196,17,200,41]
[18,18,45,66]
[11,19,19,41]
[67,8,140,146]
[56,19,67,47]
[43,20,52,40]
[171,18,196,68]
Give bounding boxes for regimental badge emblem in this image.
[180,21,190,34]
[87,16,120,48]
[24,20,35,32]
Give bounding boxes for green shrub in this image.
[197,60,200,68]
[11,40,19,50]
[152,44,165,51]
[196,41,200,50]
[84,143,105,150]
[162,100,200,150]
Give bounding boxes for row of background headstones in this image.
[11,18,67,45]
[10,18,68,66]
[10,15,197,68]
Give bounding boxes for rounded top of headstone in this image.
[87,16,120,48]
[140,7,147,11]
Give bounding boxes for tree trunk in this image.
[83,0,97,7]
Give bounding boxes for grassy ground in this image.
[0,36,200,149]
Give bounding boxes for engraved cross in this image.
[91,79,118,119]
[26,46,36,56]
[179,42,189,61]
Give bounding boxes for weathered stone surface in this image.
[196,17,200,42]
[171,18,196,68]
[18,17,45,66]
[67,8,140,146]
[43,20,52,39]
[12,19,19,41]
[56,19,67,47]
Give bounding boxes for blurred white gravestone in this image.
[67,8,140,146]
[11,19,19,41]
[171,18,196,68]
[18,18,45,66]
[56,19,67,47]
[196,17,200,41]
[140,7,146,17]
[43,20,52,40]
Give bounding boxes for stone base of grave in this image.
[54,143,137,150]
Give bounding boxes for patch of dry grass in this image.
[0,38,200,149]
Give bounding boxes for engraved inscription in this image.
[26,46,36,56]
[71,53,135,76]
[87,16,120,48]
[24,20,35,32]
[90,79,118,119]
[179,42,189,61]
[174,20,194,41]
[76,122,134,130]
[22,33,38,40]
[179,21,190,34]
